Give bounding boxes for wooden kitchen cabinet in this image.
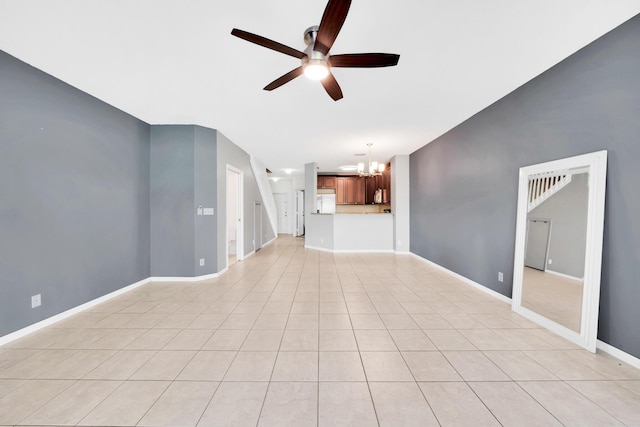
[324,175,374,205]
[345,178,358,204]
[355,177,365,204]
[363,163,391,204]
[365,176,379,204]
[335,176,365,205]
[317,175,336,189]
[336,177,346,204]
[382,163,391,203]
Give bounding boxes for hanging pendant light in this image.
[357,143,385,176]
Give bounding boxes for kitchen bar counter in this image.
[306,213,394,253]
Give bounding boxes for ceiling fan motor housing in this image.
[303,25,319,46]
[302,26,330,77]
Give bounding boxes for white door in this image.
[295,190,305,236]
[226,165,243,266]
[227,169,238,257]
[254,201,262,251]
[273,193,289,235]
[525,219,551,271]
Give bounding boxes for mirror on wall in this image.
[512,151,607,352]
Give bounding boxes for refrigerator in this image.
[316,193,336,214]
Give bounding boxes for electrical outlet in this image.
[199,258,205,266]
[548,259,553,265]
[320,237,324,243]
[498,272,504,282]
[397,240,402,246]
[31,294,41,308]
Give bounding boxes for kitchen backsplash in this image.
[336,204,391,214]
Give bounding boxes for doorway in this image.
[295,190,305,237]
[254,201,262,252]
[226,165,243,268]
[273,193,290,235]
[525,219,551,271]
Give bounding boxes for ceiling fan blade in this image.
[330,53,400,68]
[321,72,344,101]
[231,28,305,59]
[263,67,304,91]
[314,0,351,55]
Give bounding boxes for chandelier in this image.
[358,143,385,176]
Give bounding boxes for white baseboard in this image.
[410,253,512,304]
[304,245,334,253]
[304,245,395,254]
[242,249,256,260]
[0,277,151,347]
[263,236,277,247]
[597,340,640,370]
[0,268,231,346]
[545,269,583,282]
[333,249,395,254]
[408,253,640,368]
[149,271,221,282]
[248,236,277,256]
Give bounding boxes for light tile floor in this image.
[1,235,640,426]
[522,266,583,332]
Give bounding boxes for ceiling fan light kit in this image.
[231,0,400,101]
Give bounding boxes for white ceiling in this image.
[1,1,639,178]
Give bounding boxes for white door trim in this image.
[226,164,244,268]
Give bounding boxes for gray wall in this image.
[410,14,640,357]
[528,173,588,278]
[150,125,218,276]
[0,52,273,339]
[194,126,218,275]
[305,163,318,217]
[150,126,196,277]
[0,50,150,336]
[216,132,275,270]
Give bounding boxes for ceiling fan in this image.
[231,0,400,101]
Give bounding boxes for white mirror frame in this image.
[512,150,607,352]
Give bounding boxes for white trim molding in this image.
[597,340,640,370]
[0,269,232,346]
[150,271,223,282]
[303,245,395,254]
[304,245,335,253]
[263,236,277,247]
[410,253,512,304]
[408,251,640,370]
[545,269,583,282]
[333,249,395,254]
[0,277,151,346]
